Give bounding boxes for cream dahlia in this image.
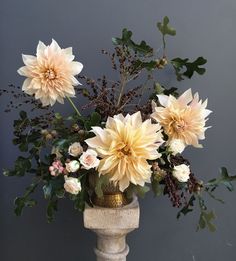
[151,89,211,148]
[85,112,163,191]
[17,39,83,106]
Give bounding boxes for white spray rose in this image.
[172,164,190,182]
[168,139,186,155]
[65,160,80,173]
[79,149,100,170]
[64,176,81,195]
[68,142,83,157]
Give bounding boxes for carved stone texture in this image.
[83,197,140,261]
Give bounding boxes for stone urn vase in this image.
[84,176,140,261]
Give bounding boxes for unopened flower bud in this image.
[51,130,58,137]
[41,129,49,136]
[45,133,53,140]
[72,124,80,132]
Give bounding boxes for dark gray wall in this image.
[1,0,236,260]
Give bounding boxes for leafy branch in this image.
[157,16,176,53]
[171,57,207,81]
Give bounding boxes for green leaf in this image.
[90,112,102,126]
[197,210,216,232]
[132,60,157,72]
[14,193,37,216]
[153,83,165,94]
[14,197,25,216]
[3,169,16,177]
[157,16,176,49]
[157,16,176,36]
[206,167,236,192]
[19,110,27,119]
[46,198,58,223]
[126,184,150,198]
[151,179,163,197]
[19,142,28,152]
[84,112,102,131]
[55,189,65,199]
[177,195,196,219]
[94,175,110,198]
[25,199,37,207]
[171,57,207,81]
[43,183,52,199]
[112,28,153,56]
[14,156,31,176]
[55,112,62,119]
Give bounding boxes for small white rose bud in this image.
[79,149,100,170]
[64,176,81,195]
[65,160,80,173]
[68,142,83,157]
[168,139,186,155]
[172,164,190,183]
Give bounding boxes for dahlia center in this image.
[173,120,187,132]
[44,68,57,80]
[117,142,132,157]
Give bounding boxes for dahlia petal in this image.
[36,41,47,56]
[130,111,142,127]
[71,76,79,85]
[71,61,83,75]
[57,96,65,104]
[17,66,31,77]
[86,136,103,149]
[50,39,61,52]
[91,127,107,143]
[22,54,37,66]
[63,47,75,61]
[157,94,169,107]
[204,109,212,117]
[118,176,130,192]
[178,89,193,105]
[22,78,33,92]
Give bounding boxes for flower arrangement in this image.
[2,16,236,231]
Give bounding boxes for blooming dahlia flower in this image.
[17,39,83,106]
[151,89,212,148]
[85,112,163,191]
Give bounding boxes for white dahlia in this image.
[17,39,83,106]
[151,89,212,148]
[85,112,164,191]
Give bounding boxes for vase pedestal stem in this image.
[83,197,140,261]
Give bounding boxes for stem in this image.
[66,96,81,116]
[116,74,127,108]
[162,35,166,56]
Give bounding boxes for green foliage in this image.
[132,60,157,72]
[84,112,102,131]
[206,167,236,192]
[157,16,176,49]
[14,182,38,216]
[112,28,153,56]
[197,210,216,232]
[177,195,196,219]
[171,57,207,81]
[47,198,58,223]
[157,16,176,37]
[126,184,150,199]
[150,84,179,100]
[3,156,31,177]
[94,175,110,198]
[151,178,163,197]
[196,196,216,232]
